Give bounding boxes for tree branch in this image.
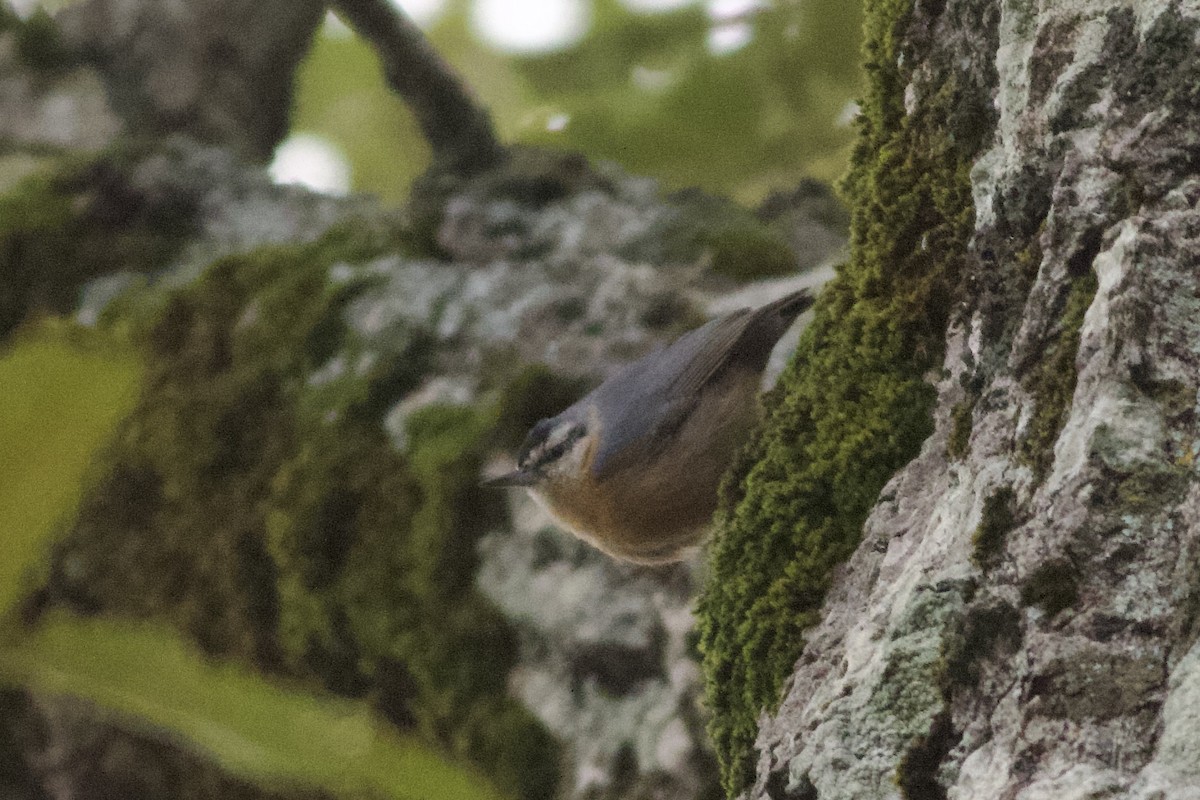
[57,0,326,161]
[330,0,505,175]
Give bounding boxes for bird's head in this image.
[482,415,592,489]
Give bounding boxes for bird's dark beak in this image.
[480,468,538,488]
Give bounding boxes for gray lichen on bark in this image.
[744,2,1200,798]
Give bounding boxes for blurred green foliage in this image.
[0,323,141,614]
[0,614,507,800]
[293,0,862,203]
[515,0,862,198]
[292,28,432,202]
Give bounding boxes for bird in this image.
[483,289,815,565]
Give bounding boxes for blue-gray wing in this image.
[585,289,813,478]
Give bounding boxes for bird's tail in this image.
[761,288,815,323]
[734,288,815,371]
[754,288,814,338]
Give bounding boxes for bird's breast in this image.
[533,368,761,564]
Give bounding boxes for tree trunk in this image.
[698,1,1200,798]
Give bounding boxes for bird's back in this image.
[581,289,813,478]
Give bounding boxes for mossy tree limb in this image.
[0,149,198,339]
[34,227,560,800]
[694,0,997,793]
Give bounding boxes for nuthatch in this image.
[484,289,814,565]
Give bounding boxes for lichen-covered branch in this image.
[54,0,325,160]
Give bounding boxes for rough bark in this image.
[726,1,1200,798]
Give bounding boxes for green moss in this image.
[1132,377,1198,434]
[441,147,606,208]
[407,147,609,257]
[0,5,15,28]
[946,398,976,460]
[1019,560,1079,616]
[695,0,995,792]
[0,149,197,339]
[1018,272,1098,480]
[972,487,1016,570]
[1113,5,1200,112]
[37,228,560,800]
[271,401,560,799]
[639,291,706,333]
[1013,237,1043,282]
[1087,457,1191,514]
[43,234,393,659]
[0,172,75,336]
[704,222,798,281]
[14,8,74,75]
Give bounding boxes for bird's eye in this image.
[522,422,586,470]
[517,419,555,468]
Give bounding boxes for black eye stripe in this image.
[517,419,554,467]
[541,443,568,464]
[521,424,586,470]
